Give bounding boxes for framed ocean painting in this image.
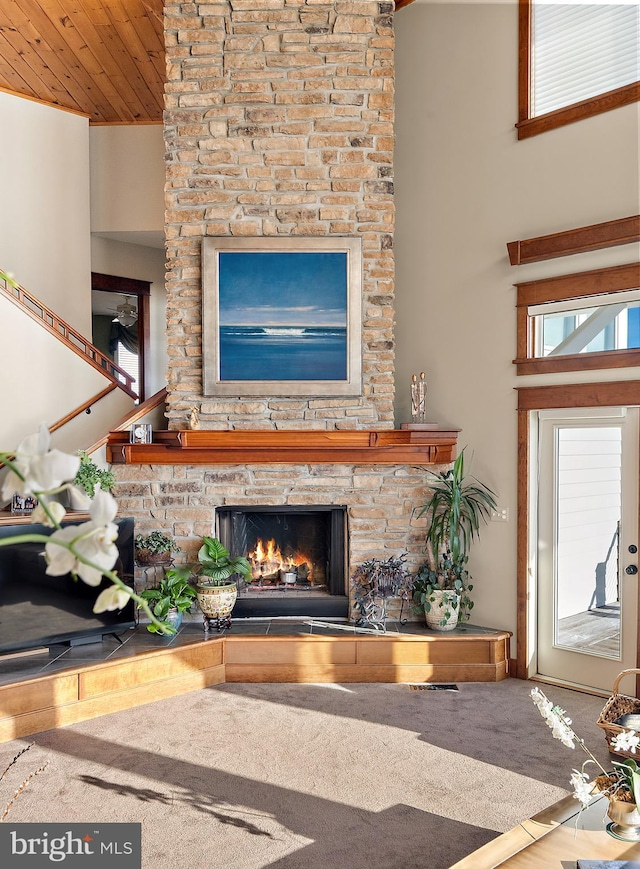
[202,237,362,396]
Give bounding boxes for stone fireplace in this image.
[109,3,458,621]
[110,432,458,621]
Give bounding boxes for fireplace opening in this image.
[216,506,348,618]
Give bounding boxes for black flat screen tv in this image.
[0,516,136,655]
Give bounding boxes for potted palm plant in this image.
[413,449,497,631]
[194,536,252,632]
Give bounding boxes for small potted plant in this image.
[135,530,182,566]
[414,448,497,631]
[532,686,640,841]
[351,554,412,631]
[194,536,252,631]
[69,451,116,510]
[138,566,197,633]
[412,554,473,630]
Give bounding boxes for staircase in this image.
[0,270,165,466]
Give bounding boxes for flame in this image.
[248,537,311,580]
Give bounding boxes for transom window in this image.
[517,0,640,139]
[513,262,640,374]
[531,289,640,357]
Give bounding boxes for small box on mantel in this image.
[401,422,440,430]
[577,861,640,869]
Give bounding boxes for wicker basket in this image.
[597,668,640,757]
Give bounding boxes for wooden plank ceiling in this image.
[0,0,165,124]
[0,1,415,125]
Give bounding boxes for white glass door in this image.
[536,407,639,692]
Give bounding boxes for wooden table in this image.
[451,793,640,868]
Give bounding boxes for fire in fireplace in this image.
[216,505,347,618]
[248,537,314,586]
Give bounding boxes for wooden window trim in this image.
[507,215,640,266]
[513,262,640,376]
[516,0,640,141]
[515,380,640,680]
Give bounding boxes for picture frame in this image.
[11,494,37,514]
[202,237,362,397]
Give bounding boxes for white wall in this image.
[0,93,92,335]
[394,1,640,640]
[0,294,133,449]
[90,236,168,396]
[89,125,165,234]
[89,125,167,397]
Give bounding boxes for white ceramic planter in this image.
[68,486,92,511]
[424,590,460,632]
[196,581,237,620]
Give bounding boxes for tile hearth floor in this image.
[0,617,501,689]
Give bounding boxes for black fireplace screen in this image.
[216,506,346,596]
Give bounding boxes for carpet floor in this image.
[0,679,614,868]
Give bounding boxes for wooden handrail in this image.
[49,385,118,434]
[0,273,137,398]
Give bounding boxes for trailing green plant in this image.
[411,555,474,625]
[134,531,181,556]
[195,536,252,587]
[72,451,116,498]
[138,566,197,634]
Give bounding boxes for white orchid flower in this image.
[1,424,80,500]
[530,688,576,748]
[31,500,67,527]
[611,729,640,754]
[94,584,131,613]
[530,687,553,717]
[570,769,593,807]
[45,490,119,587]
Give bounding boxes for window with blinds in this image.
[532,2,640,117]
[518,0,640,138]
[116,341,139,393]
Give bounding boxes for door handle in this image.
[625,564,638,575]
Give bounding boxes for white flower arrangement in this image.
[531,687,640,808]
[0,425,170,632]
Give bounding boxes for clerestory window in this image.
[513,262,640,374]
[517,0,640,139]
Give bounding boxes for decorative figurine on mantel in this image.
[410,371,427,422]
[187,406,200,430]
[404,371,438,431]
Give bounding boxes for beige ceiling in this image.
[0,0,165,124]
[0,1,415,126]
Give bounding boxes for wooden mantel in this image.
[106,429,459,466]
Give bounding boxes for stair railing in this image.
[0,272,137,398]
